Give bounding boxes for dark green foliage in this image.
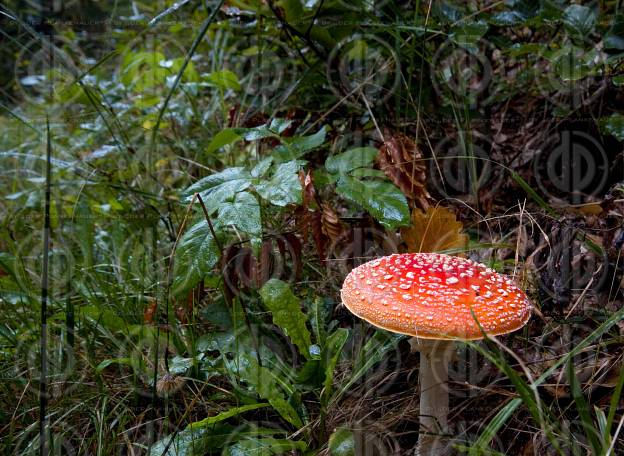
[0,0,623,454]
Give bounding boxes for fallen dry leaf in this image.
[401,206,469,253]
[378,130,432,210]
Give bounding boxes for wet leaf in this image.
[173,220,220,294]
[260,279,312,359]
[328,427,355,455]
[219,191,262,248]
[223,437,307,455]
[181,167,252,214]
[336,175,410,229]
[256,160,304,206]
[325,147,378,175]
[563,5,596,41]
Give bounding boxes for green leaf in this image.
[224,438,307,456]
[121,51,169,91]
[173,219,220,294]
[204,69,241,91]
[150,423,277,456]
[552,47,599,81]
[348,168,386,179]
[251,157,273,178]
[229,352,303,427]
[219,192,262,247]
[256,160,304,206]
[604,360,624,446]
[269,118,293,134]
[80,305,128,331]
[309,296,331,346]
[599,113,624,141]
[0,252,17,281]
[335,176,410,228]
[150,427,207,456]
[605,14,624,50]
[170,356,194,375]
[469,398,522,455]
[449,21,488,49]
[188,403,269,430]
[321,328,349,407]
[567,359,601,454]
[259,279,312,358]
[206,129,243,154]
[196,331,237,353]
[182,167,252,213]
[96,357,133,373]
[325,147,378,175]
[328,428,355,456]
[562,5,596,41]
[489,11,526,26]
[336,331,405,401]
[273,127,327,162]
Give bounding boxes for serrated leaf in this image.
[259,279,312,358]
[251,156,273,178]
[401,206,469,253]
[328,427,355,455]
[256,160,304,206]
[273,127,326,161]
[173,219,220,294]
[335,176,410,228]
[182,167,252,209]
[182,167,251,201]
[219,191,262,246]
[325,147,378,175]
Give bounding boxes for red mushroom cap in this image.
[341,253,532,340]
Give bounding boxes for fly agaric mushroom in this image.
[341,253,532,455]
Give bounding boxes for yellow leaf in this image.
[401,206,468,253]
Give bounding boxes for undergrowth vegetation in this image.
[1,0,624,454]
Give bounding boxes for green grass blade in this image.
[510,171,558,216]
[604,359,624,450]
[468,398,522,456]
[567,358,602,454]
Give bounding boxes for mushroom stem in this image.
[411,338,454,456]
